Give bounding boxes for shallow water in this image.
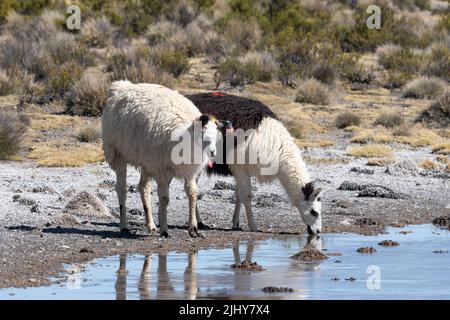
[2,224,449,300]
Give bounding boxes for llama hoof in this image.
[159,231,170,239]
[232,225,242,231]
[146,224,158,233]
[188,227,203,238]
[120,227,131,236]
[197,221,211,230]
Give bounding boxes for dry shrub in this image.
[341,62,375,84]
[222,18,262,55]
[417,91,450,127]
[81,16,117,48]
[392,124,413,137]
[238,51,279,82]
[151,47,190,78]
[107,48,174,87]
[66,72,110,117]
[0,112,28,159]
[422,45,450,82]
[76,122,102,143]
[295,79,330,105]
[335,111,361,129]
[0,69,13,96]
[402,77,446,99]
[374,112,404,128]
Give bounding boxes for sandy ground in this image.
[0,144,449,289]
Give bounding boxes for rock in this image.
[18,197,37,206]
[62,187,77,197]
[98,180,115,188]
[231,260,264,271]
[31,185,56,194]
[350,167,375,175]
[357,186,407,199]
[79,247,94,253]
[64,191,111,218]
[335,200,352,208]
[128,185,138,193]
[432,215,449,227]
[378,240,399,247]
[213,181,235,190]
[12,194,21,202]
[30,204,40,213]
[262,286,294,293]
[291,246,328,261]
[385,160,421,176]
[129,208,143,216]
[355,217,382,227]
[357,247,377,253]
[53,213,82,226]
[339,181,407,199]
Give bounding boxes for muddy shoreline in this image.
[1,152,449,289]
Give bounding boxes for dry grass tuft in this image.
[366,157,395,166]
[420,158,439,169]
[348,144,393,158]
[432,142,450,155]
[75,122,102,143]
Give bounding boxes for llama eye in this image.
[317,197,321,202]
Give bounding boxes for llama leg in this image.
[157,177,171,238]
[194,175,207,229]
[115,161,129,233]
[236,175,257,231]
[232,187,242,230]
[185,177,202,238]
[139,171,157,233]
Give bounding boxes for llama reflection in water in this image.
[113,236,322,300]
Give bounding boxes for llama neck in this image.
[278,142,311,204]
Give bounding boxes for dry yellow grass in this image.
[366,157,395,166]
[348,144,393,158]
[436,155,450,166]
[296,139,334,148]
[351,127,443,148]
[29,114,82,131]
[419,158,439,170]
[432,142,450,155]
[28,142,104,167]
[303,156,351,166]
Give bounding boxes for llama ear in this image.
[216,120,224,130]
[198,114,210,128]
[313,187,323,200]
[301,182,314,201]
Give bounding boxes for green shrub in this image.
[44,61,83,98]
[152,48,190,78]
[335,111,361,129]
[0,111,28,159]
[374,112,404,128]
[378,48,423,74]
[215,57,247,87]
[295,79,330,105]
[402,77,446,99]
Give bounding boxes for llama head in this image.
[197,114,220,158]
[297,182,323,235]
